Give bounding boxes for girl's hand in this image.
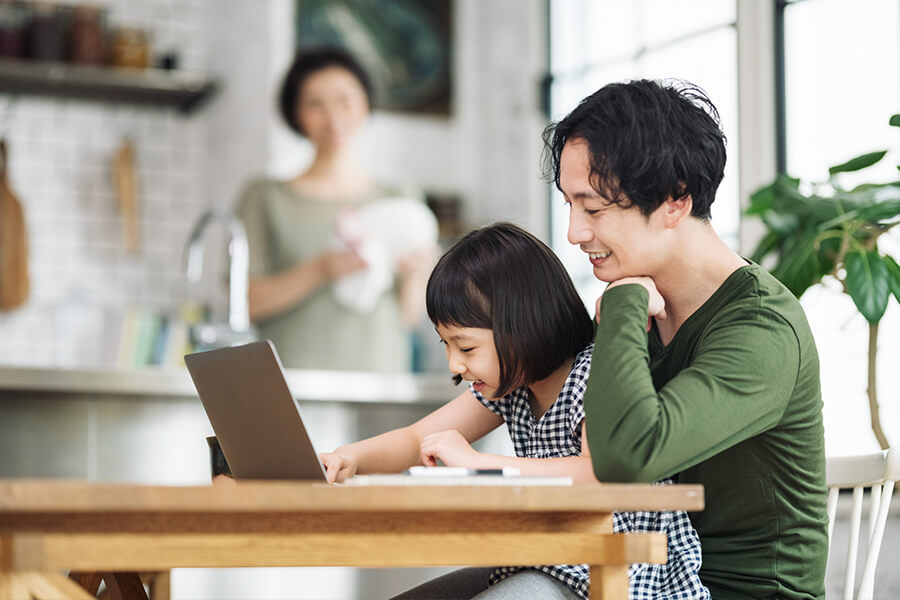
[420,430,480,467]
[319,452,358,483]
[599,277,667,330]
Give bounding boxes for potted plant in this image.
[745,114,900,451]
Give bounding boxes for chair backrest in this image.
[826,449,896,600]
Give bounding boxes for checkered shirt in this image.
[471,344,709,600]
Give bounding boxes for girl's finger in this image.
[325,462,340,483]
[336,466,353,483]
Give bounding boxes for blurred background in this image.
[0,0,897,598]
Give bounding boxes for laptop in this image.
[185,340,327,481]
[186,340,573,486]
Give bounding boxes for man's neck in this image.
[653,222,748,343]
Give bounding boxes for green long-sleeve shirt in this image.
[586,263,827,599]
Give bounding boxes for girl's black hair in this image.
[426,222,594,398]
[278,45,374,137]
[542,78,726,220]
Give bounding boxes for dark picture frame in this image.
[295,0,453,116]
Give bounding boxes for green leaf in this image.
[849,180,900,194]
[749,230,781,263]
[890,114,900,127]
[845,250,890,323]
[772,230,825,298]
[814,233,842,275]
[746,184,776,216]
[884,255,900,303]
[829,150,888,176]
[762,210,800,235]
[746,175,803,216]
[854,197,900,224]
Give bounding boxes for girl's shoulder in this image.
[570,343,594,382]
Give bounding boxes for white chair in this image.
[826,448,897,600]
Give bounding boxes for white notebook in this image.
[341,466,573,486]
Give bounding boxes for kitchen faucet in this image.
[184,208,257,349]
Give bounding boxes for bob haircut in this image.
[278,45,374,137]
[543,78,726,220]
[426,222,594,398]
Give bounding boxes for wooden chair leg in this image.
[140,571,170,600]
[100,572,149,600]
[69,571,103,596]
[590,565,629,599]
[30,572,97,600]
[0,573,33,600]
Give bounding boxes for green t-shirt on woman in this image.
[235,178,415,372]
[586,263,828,599]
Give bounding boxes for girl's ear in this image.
[663,194,693,229]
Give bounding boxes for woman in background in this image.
[235,46,436,371]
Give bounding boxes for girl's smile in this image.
[435,323,502,398]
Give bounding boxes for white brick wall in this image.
[0,0,213,366]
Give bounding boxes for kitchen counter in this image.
[0,364,458,405]
[0,364,508,484]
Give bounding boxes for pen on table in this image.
[405,466,521,476]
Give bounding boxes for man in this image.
[545,79,828,599]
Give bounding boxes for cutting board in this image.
[0,138,29,310]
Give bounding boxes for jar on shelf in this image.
[27,2,68,62]
[0,1,30,59]
[108,26,150,69]
[68,4,105,65]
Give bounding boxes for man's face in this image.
[560,139,665,282]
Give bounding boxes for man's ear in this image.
[663,194,693,228]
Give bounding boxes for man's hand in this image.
[598,277,667,330]
[420,430,480,467]
[319,452,359,483]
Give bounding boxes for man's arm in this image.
[586,284,799,482]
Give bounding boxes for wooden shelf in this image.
[0,59,219,114]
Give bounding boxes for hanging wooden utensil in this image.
[0,138,29,310]
[113,136,140,252]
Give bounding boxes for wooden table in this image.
[0,479,703,599]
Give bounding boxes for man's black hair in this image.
[426,222,594,398]
[543,78,726,220]
[278,45,374,137]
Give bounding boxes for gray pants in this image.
[389,567,581,600]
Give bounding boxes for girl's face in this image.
[296,66,369,152]
[435,323,502,399]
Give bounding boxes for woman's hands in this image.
[319,248,367,281]
[420,430,480,467]
[319,452,359,484]
[395,245,439,327]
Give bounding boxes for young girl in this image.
[320,222,709,600]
